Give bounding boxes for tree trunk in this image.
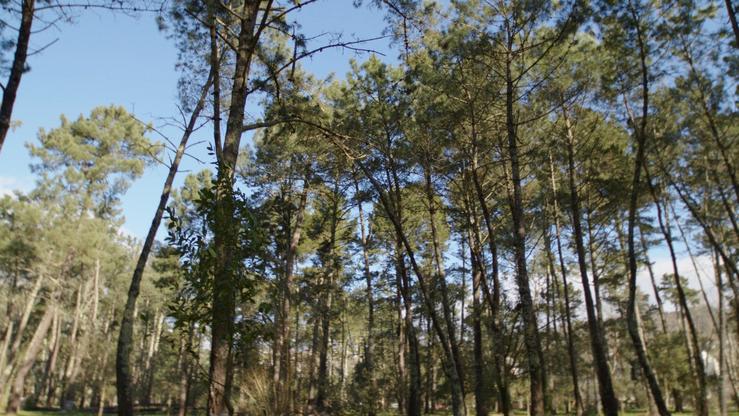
[274,174,309,415]
[396,242,422,416]
[469,154,511,416]
[208,4,262,415]
[638,227,667,333]
[355,178,377,416]
[6,305,54,415]
[422,160,466,416]
[355,159,466,416]
[505,34,547,415]
[469,231,489,416]
[0,0,35,154]
[10,274,44,359]
[116,69,213,416]
[623,3,670,412]
[726,0,739,46]
[546,152,584,416]
[644,164,707,416]
[562,111,619,416]
[717,251,728,416]
[35,309,59,408]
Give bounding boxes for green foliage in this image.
[27,105,158,218]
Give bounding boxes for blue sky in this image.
[0,0,394,237]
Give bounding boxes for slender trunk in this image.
[424,317,431,414]
[210,22,223,164]
[623,3,670,412]
[10,274,44,358]
[315,260,335,411]
[209,4,263,415]
[0,0,35,153]
[544,225,582,415]
[94,313,113,416]
[116,70,213,416]
[671,199,721,331]
[143,313,163,405]
[386,156,420,416]
[177,330,191,416]
[355,159,465,416]
[274,175,309,415]
[468,229,488,416]
[717,251,728,416]
[36,310,59,407]
[585,205,605,327]
[0,322,12,395]
[505,38,547,414]
[422,160,466,416]
[6,305,54,415]
[546,152,584,416]
[397,242,422,416]
[355,179,377,416]
[395,260,407,414]
[726,0,739,46]
[61,282,84,405]
[316,179,341,412]
[562,112,619,416]
[45,313,61,407]
[639,227,667,333]
[306,293,321,411]
[644,164,708,416]
[469,149,510,416]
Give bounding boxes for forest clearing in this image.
[0,0,737,415]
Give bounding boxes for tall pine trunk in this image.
[623,3,670,412]
[116,70,213,416]
[546,152,584,415]
[504,30,548,414]
[208,4,263,415]
[562,110,619,416]
[6,305,54,415]
[0,0,35,153]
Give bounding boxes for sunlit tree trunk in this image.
[6,305,54,415]
[116,69,213,416]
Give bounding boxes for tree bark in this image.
[116,69,213,416]
[422,159,466,416]
[6,305,54,415]
[562,110,619,416]
[717,251,728,416]
[468,230,488,416]
[546,151,584,416]
[315,181,339,412]
[469,152,511,416]
[643,164,708,416]
[726,0,739,46]
[638,227,667,333]
[623,3,670,413]
[273,173,308,415]
[355,178,377,416]
[504,31,547,415]
[0,0,35,154]
[208,3,263,415]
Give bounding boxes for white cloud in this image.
[0,176,30,197]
